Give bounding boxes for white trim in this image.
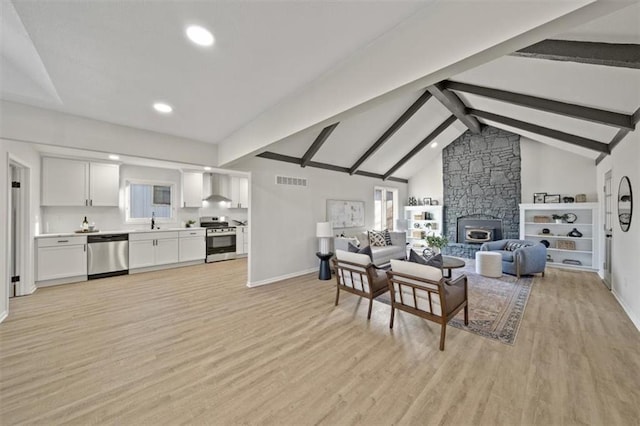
[612,290,640,332]
[0,310,7,324]
[247,268,317,288]
[129,260,204,275]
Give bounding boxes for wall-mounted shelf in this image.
[519,203,599,272]
[403,205,443,248]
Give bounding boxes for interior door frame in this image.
[603,169,613,289]
[6,154,33,299]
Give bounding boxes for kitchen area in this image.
[34,153,250,288]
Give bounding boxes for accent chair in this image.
[332,250,390,319]
[480,239,546,278]
[386,259,468,351]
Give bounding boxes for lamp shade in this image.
[316,222,333,238]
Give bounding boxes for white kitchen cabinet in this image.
[182,171,203,208]
[129,239,155,269]
[179,229,205,262]
[36,236,87,283]
[129,231,179,269]
[236,226,248,255]
[42,157,119,207]
[229,176,249,208]
[89,162,120,206]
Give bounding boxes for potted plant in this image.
[185,219,197,228]
[424,234,449,254]
[552,214,568,224]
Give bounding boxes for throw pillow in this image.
[408,251,443,269]
[383,229,393,246]
[504,241,531,251]
[408,249,428,265]
[368,230,387,247]
[347,242,373,262]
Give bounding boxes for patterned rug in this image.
[379,260,534,345]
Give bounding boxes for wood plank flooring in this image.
[1,260,639,425]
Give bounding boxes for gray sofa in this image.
[334,231,406,267]
[480,239,546,278]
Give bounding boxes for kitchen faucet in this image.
[151,212,156,230]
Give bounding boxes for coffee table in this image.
[441,255,465,278]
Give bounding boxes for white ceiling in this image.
[1,0,428,143]
[1,1,639,181]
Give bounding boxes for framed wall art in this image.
[544,194,561,203]
[327,199,365,229]
[533,192,546,204]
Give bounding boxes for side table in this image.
[316,252,334,280]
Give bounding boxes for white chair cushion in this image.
[336,249,371,266]
[390,259,442,281]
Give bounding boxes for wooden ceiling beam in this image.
[382,115,457,180]
[348,90,432,175]
[301,122,339,167]
[256,152,408,183]
[469,108,610,154]
[427,83,481,134]
[511,39,640,69]
[445,80,635,130]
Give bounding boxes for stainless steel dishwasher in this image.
[87,234,129,280]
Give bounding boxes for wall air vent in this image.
[276,175,308,187]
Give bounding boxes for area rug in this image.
[379,260,534,345]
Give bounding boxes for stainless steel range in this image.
[200,217,237,263]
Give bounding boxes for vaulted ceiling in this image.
[1,1,639,181]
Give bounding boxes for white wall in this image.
[233,156,407,286]
[0,101,218,166]
[407,154,443,206]
[0,139,6,321]
[520,137,597,203]
[0,138,43,321]
[599,131,640,330]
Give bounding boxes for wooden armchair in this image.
[386,259,468,351]
[332,250,390,319]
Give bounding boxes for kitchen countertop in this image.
[35,227,205,238]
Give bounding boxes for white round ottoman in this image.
[475,251,502,278]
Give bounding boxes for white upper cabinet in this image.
[42,157,89,206]
[89,163,120,206]
[42,157,119,207]
[229,176,249,208]
[182,171,203,208]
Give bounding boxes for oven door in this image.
[206,233,237,262]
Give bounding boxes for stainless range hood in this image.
[203,173,231,203]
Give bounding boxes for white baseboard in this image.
[612,290,640,332]
[247,268,317,288]
[0,310,7,324]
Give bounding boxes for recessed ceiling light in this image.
[186,25,214,47]
[204,166,212,171]
[431,142,438,148]
[108,154,120,160]
[153,102,173,114]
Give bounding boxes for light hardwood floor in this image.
[1,259,639,425]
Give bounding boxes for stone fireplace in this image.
[442,126,521,258]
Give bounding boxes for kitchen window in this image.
[374,187,398,231]
[126,180,175,222]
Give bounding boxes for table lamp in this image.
[316,222,333,254]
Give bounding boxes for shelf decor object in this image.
[544,194,561,203]
[556,240,576,250]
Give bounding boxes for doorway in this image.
[603,169,613,289]
[7,159,30,298]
